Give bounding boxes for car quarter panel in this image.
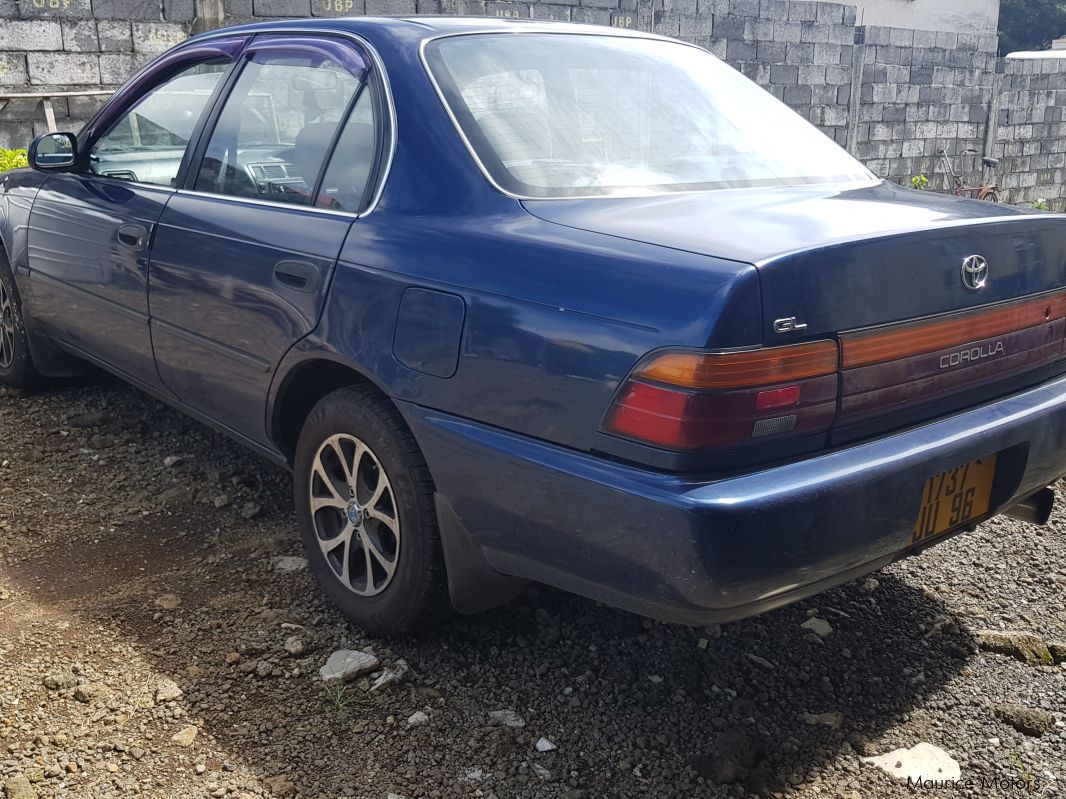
[310,210,761,453]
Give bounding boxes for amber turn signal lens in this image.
[635,340,839,389]
[842,291,1066,369]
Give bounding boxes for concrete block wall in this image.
[1,0,1064,206]
[0,4,190,148]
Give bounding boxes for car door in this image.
[149,35,380,441]
[24,39,246,388]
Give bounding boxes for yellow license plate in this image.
[912,455,997,545]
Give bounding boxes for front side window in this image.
[193,50,362,206]
[424,34,874,199]
[90,61,229,186]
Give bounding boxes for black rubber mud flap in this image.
[434,493,529,615]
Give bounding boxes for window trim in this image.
[178,29,396,220]
[78,37,250,174]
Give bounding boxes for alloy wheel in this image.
[0,281,14,370]
[309,433,401,596]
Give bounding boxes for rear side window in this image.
[315,86,378,212]
[193,50,362,206]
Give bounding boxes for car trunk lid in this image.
[527,179,1066,451]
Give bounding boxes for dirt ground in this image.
[1,374,1064,799]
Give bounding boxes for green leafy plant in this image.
[910,174,929,190]
[0,149,28,173]
[1029,199,1050,211]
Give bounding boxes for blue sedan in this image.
[2,17,1065,634]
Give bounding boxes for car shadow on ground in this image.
[0,376,974,797]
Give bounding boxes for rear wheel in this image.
[0,256,42,391]
[293,385,450,635]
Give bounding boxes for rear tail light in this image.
[604,341,839,451]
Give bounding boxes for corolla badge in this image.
[961,254,989,291]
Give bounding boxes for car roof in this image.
[195,15,671,44]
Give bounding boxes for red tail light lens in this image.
[605,342,839,451]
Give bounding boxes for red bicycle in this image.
[936,146,1000,201]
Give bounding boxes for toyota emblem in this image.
[961,254,988,291]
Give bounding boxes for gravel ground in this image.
[1,374,1064,799]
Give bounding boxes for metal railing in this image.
[0,90,112,132]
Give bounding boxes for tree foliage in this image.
[998,0,1066,54]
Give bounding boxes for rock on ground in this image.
[319,649,380,684]
[862,742,961,782]
[977,630,1054,666]
[2,776,37,799]
[993,703,1056,736]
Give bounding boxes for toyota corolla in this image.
[2,17,1064,634]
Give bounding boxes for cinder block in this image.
[652,9,680,33]
[18,0,92,18]
[785,41,812,62]
[759,0,787,20]
[814,0,840,23]
[756,40,786,62]
[252,0,310,13]
[825,64,849,84]
[68,92,107,117]
[132,21,187,51]
[0,19,63,50]
[712,14,748,39]
[664,0,696,13]
[785,0,814,21]
[934,31,957,49]
[27,51,99,84]
[728,0,758,15]
[725,39,757,62]
[772,20,800,43]
[0,120,35,150]
[60,19,98,50]
[679,12,713,36]
[570,6,609,23]
[95,19,131,49]
[798,64,825,83]
[486,1,530,15]
[822,105,847,125]
[912,29,936,49]
[769,63,798,84]
[783,83,811,104]
[0,53,29,86]
[98,51,152,83]
[164,0,194,20]
[92,0,164,18]
[799,19,828,43]
[751,17,772,40]
[812,42,840,64]
[888,26,912,47]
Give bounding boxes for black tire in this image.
[0,252,42,391]
[294,384,450,635]
[984,189,999,203]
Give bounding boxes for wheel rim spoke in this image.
[308,432,401,598]
[0,283,11,368]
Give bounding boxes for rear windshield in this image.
[424,33,873,199]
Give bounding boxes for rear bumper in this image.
[399,373,1066,625]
